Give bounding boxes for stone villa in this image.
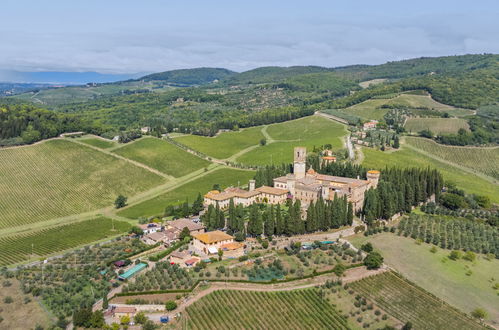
[203,147,379,212]
[273,147,380,211]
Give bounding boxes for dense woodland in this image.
[0,104,91,146]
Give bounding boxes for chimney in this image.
[249,180,256,191]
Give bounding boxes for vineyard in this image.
[397,215,498,257]
[0,139,163,229]
[174,126,264,159]
[406,137,499,180]
[113,137,210,177]
[185,289,349,330]
[350,271,485,330]
[237,116,347,166]
[0,217,130,266]
[404,118,469,135]
[77,137,116,149]
[118,168,255,219]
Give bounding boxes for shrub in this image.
[448,250,462,261]
[364,252,383,269]
[3,296,13,304]
[165,301,177,311]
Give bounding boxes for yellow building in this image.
[192,230,234,254]
[204,181,288,209]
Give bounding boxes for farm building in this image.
[204,181,288,209]
[138,223,160,234]
[142,229,178,245]
[363,120,378,130]
[273,147,380,211]
[192,230,234,255]
[167,218,205,235]
[169,250,191,264]
[113,306,136,319]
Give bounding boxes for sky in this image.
[1,0,498,78]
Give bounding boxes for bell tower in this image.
[294,147,306,179]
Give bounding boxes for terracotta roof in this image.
[307,168,316,175]
[145,232,167,241]
[193,230,233,244]
[322,156,336,160]
[367,170,380,174]
[168,218,204,232]
[255,186,288,195]
[114,307,136,313]
[185,258,200,265]
[220,242,243,251]
[170,250,190,259]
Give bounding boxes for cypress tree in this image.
[347,202,354,225]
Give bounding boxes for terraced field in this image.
[0,139,164,229]
[118,168,255,219]
[112,137,210,177]
[0,217,130,266]
[174,126,265,159]
[405,118,470,135]
[185,289,349,330]
[237,116,347,165]
[406,137,499,179]
[361,146,499,203]
[350,271,485,330]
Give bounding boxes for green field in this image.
[237,116,347,165]
[112,137,210,177]
[350,271,485,330]
[349,233,499,324]
[185,289,349,330]
[361,145,499,203]
[0,140,164,229]
[118,168,255,219]
[405,118,470,134]
[77,137,116,149]
[0,217,131,266]
[341,98,390,120]
[406,137,499,180]
[174,126,264,159]
[341,93,473,121]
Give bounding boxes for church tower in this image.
[294,147,306,179]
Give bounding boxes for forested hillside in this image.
[2,54,498,145]
[0,104,91,146]
[139,67,236,85]
[334,54,499,80]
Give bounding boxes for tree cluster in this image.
[362,167,443,224]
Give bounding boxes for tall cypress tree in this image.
[347,202,354,225]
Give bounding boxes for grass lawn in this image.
[361,145,499,203]
[113,137,210,177]
[237,116,347,165]
[0,140,164,230]
[77,137,116,149]
[349,233,499,325]
[0,278,53,329]
[174,126,264,159]
[0,217,131,266]
[405,118,470,135]
[118,168,255,219]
